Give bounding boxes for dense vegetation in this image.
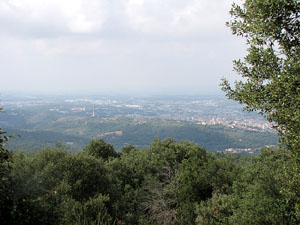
[221,0,300,221]
[1,136,296,224]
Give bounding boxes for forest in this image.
[0,137,296,225]
[1,0,300,224]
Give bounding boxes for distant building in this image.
[71,107,86,112]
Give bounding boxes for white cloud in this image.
[0,0,108,34]
[0,0,234,38]
[125,0,233,36]
[0,0,246,94]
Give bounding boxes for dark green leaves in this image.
[222,0,300,151]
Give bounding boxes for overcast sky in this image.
[0,0,246,95]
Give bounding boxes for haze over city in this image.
[0,0,245,95]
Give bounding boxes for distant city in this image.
[1,94,273,132]
[0,93,277,154]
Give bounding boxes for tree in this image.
[221,0,300,151]
[82,139,118,160]
[195,148,294,225]
[0,108,12,163]
[221,0,300,221]
[0,108,13,224]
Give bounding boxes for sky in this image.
[0,0,246,95]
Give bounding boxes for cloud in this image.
[0,0,108,36]
[0,0,236,56]
[0,0,234,38]
[0,0,246,94]
[125,0,233,36]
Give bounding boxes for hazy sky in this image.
[0,0,246,95]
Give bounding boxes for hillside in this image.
[4,116,277,153]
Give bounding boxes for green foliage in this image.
[0,108,12,162]
[195,148,298,225]
[195,193,233,225]
[0,108,13,224]
[121,144,138,154]
[4,133,298,224]
[63,194,113,225]
[83,139,118,160]
[0,108,292,224]
[228,149,293,224]
[0,109,56,224]
[221,0,300,221]
[176,145,239,224]
[105,138,239,224]
[221,0,300,151]
[2,146,115,225]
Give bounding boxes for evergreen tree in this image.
[221,0,300,221]
[221,0,300,151]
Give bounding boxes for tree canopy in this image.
[221,0,300,221]
[82,138,118,160]
[221,0,300,151]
